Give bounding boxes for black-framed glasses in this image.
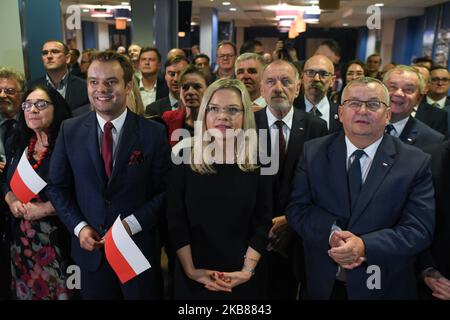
[181,83,204,91]
[21,100,53,112]
[0,88,18,95]
[206,105,243,116]
[343,99,389,112]
[303,69,333,79]
[431,77,450,84]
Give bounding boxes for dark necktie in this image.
[310,105,322,117]
[102,122,114,178]
[348,149,365,208]
[2,119,15,142]
[385,123,395,136]
[275,120,286,172]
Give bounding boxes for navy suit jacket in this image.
[416,100,448,136]
[286,132,434,299]
[293,94,342,133]
[399,116,445,151]
[30,74,89,111]
[47,110,170,273]
[145,96,173,118]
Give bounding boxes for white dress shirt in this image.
[304,96,331,129]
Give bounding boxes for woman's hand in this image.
[209,270,253,292]
[188,269,232,292]
[5,191,26,218]
[23,202,54,221]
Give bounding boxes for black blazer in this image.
[293,94,342,133]
[254,107,328,214]
[416,100,448,136]
[399,117,445,151]
[145,96,173,117]
[418,140,450,279]
[30,74,89,111]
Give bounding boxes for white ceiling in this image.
[61,0,448,28]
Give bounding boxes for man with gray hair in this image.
[383,65,445,150]
[287,77,434,299]
[235,52,267,109]
[0,67,25,299]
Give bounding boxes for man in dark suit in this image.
[47,51,170,299]
[294,54,341,133]
[255,60,328,299]
[427,66,450,108]
[384,65,445,150]
[418,141,450,300]
[0,67,24,299]
[145,56,189,117]
[286,77,434,299]
[30,40,89,112]
[135,47,168,108]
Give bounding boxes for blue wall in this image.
[82,21,96,49]
[23,0,63,81]
[392,16,423,65]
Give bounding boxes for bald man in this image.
[294,54,342,133]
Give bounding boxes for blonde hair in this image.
[127,78,145,116]
[190,78,258,174]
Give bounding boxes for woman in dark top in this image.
[2,85,72,299]
[167,78,272,299]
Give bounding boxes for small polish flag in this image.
[10,148,47,203]
[104,216,151,284]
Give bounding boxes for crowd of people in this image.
[0,37,449,300]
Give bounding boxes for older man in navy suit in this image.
[47,51,170,299]
[286,77,434,299]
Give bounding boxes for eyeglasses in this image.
[343,99,389,112]
[41,49,63,56]
[21,100,53,112]
[303,69,333,79]
[217,54,235,60]
[206,105,243,116]
[0,88,18,95]
[431,77,450,84]
[181,83,204,91]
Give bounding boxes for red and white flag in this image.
[104,216,151,284]
[10,148,47,203]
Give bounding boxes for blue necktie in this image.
[348,149,365,209]
[385,124,395,136]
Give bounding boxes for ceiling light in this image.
[90,8,114,18]
[121,2,129,5]
[375,3,384,6]
[229,8,237,11]
[342,23,349,26]
[222,2,231,5]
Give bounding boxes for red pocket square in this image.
[128,150,144,165]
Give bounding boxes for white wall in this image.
[97,22,110,51]
[380,19,395,66]
[0,0,25,73]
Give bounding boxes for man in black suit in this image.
[145,56,189,117]
[30,40,89,112]
[255,60,328,299]
[418,141,450,300]
[0,67,24,299]
[427,66,450,108]
[294,54,341,133]
[383,65,445,150]
[135,47,168,108]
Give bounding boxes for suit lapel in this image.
[349,135,396,228]
[283,108,305,176]
[85,113,107,185]
[328,133,351,224]
[399,117,417,145]
[109,111,138,184]
[255,109,272,159]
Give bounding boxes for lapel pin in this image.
[299,127,304,131]
[407,138,413,143]
[334,114,339,120]
[382,162,388,167]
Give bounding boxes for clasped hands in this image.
[187,268,253,293]
[79,220,132,252]
[328,230,366,269]
[9,199,51,221]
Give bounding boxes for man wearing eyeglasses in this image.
[215,41,237,80]
[383,65,445,150]
[30,40,89,113]
[427,66,450,134]
[0,67,24,300]
[286,77,434,299]
[294,54,342,133]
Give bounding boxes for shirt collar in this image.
[45,72,69,90]
[391,116,409,136]
[304,96,329,113]
[96,108,128,133]
[169,93,178,107]
[345,135,383,162]
[266,106,294,130]
[426,96,447,108]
